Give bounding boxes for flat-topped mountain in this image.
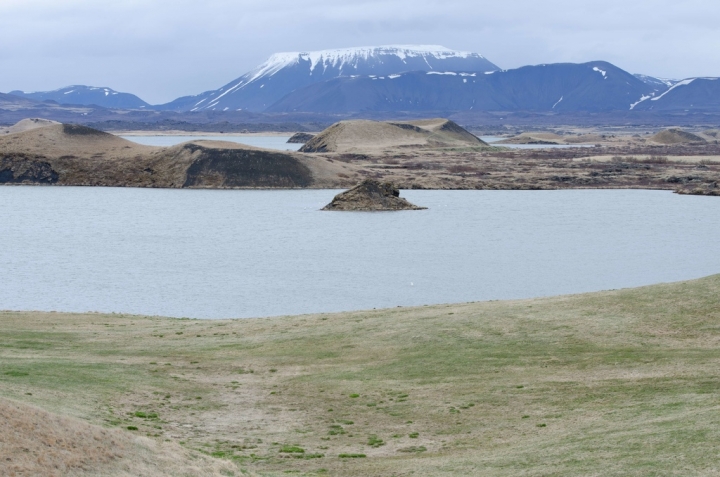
[300,118,487,153]
[158,45,499,112]
[269,61,665,113]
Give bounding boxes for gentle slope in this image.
[2,275,720,475]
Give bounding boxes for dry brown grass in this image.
[0,398,238,476]
[300,119,485,153]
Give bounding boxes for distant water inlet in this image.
[2,188,720,319]
[119,135,302,151]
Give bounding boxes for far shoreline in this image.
[112,130,313,137]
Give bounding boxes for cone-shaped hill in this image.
[0,123,155,159]
[650,128,707,145]
[1,118,61,135]
[0,121,351,188]
[300,118,487,153]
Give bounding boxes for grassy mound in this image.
[0,398,236,476]
[2,275,720,475]
[300,118,486,153]
[650,128,707,145]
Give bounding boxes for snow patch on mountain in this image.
[630,94,654,110]
[593,67,607,78]
[651,78,697,102]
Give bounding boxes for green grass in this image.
[3,275,720,475]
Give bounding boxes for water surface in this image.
[479,136,595,149]
[120,135,302,151]
[1,188,718,319]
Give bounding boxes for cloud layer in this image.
[2,0,718,104]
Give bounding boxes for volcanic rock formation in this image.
[322,179,426,211]
[0,120,345,188]
[287,132,315,144]
[650,128,707,145]
[301,118,486,153]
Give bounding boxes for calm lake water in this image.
[120,135,302,151]
[1,188,719,319]
[479,136,595,149]
[120,135,582,151]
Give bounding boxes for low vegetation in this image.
[2,275,720,475]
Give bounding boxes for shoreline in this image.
[0,271,704,321]
[111,130,311,137]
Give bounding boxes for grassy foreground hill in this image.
[2,275,720,476]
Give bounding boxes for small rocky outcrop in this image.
[675,181,720,196]
[287,132,315,144]
[322,179,426,211]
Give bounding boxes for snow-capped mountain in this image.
[633,74,678,89]
[9,86,150,109]
[157,45,499,112]
[630,77,720,111]
[266,61,663,113]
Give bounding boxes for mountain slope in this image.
[267,61,663,113]
[157,45,499,112]
[631,78,720,111]
[0,92,39,108]
[10,85,150,109]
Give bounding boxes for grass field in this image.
[2,275,720,475]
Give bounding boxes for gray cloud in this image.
[1,0,718,104]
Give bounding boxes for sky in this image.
[1,0,719,105]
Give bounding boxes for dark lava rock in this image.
[287,132,315,144]
[322,179,426,211]
[0,155,59,184]
[182,144,312,188]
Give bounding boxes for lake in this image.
[120,135,303,151]
[1,188,719,319]
[119,135,584,151]
[479,136,595,149]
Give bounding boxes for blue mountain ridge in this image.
[3,45,717,114]
[266,62,663,113]
[9,85,150,109]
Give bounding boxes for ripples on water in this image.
[1,188,719,318]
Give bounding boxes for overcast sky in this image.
[1,0,719,104]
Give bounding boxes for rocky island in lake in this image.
[323,179,426,211]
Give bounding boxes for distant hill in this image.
[9,85,150,109]
[0,92,37,107]
[300,118,487,153]
[157,45,499,112]
[0,118,60,135]
[631,78,720,111]
[649,128,707,145]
